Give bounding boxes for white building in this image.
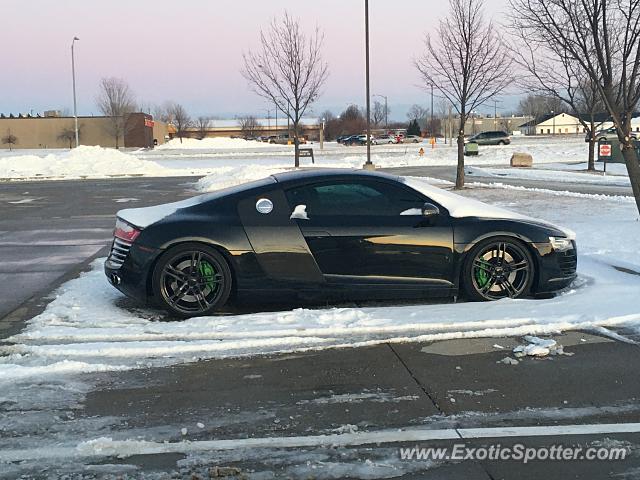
[522,112,640,135]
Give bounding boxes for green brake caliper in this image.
[198,261,217,290]
[475,260,491,288]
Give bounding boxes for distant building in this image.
[0,112,169,149]
[462,115,533,136]
[517,112,640,136]
[183,117,321,140]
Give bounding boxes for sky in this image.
[3,0,513,121]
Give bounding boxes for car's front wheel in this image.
[462,237,534,301]
[152,243,232,317]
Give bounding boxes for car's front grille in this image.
[107,237,132,269]
[558,248,577,276]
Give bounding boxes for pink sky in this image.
[3,0,511,120]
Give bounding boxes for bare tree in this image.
[153,102,174,123]
[58,125,82,148]
[415,0,512,188]
[510,0,640,214]
[372,101,387,127]
[167,103,192,143]
[511,38,607,172]
[517,94,564,121]
[237,115,262,139]
[2,129,17,151]
[407,104,428,123]
[242,12,328,167]
[96,77,136,149]
[196,116,210,140]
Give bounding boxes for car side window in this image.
[285,181,424,216]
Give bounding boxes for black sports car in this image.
[105,169,577,317]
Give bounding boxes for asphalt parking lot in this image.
[2,170,640,478]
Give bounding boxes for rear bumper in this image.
[104,242,161,304]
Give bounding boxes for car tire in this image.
[497,140,505,145]
[462,237,535,301]
[152,243,232,318]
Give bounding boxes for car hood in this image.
[402,176,576,239]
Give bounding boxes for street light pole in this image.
[71,36,80,148]
[364,0,373,168]
[430,83,434,137]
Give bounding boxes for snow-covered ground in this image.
[467,162,630,186]
[0,136,617,183]
[1,150,639,476]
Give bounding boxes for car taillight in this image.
[114,218,141,243]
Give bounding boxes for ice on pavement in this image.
[1,183,639,383]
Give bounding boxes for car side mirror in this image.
[422,202,440,217]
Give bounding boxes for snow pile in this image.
[155,137,283,150]
[0,146,172,179]
[195,165,291,191]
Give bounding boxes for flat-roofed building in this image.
[0,112,169,149]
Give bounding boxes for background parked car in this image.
[585,126,638,142]
[402,135,423,143]
[372,135,396,144]
[466,131,511,145]
[343,134,370,146]
[269,134,306,145]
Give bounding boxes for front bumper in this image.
[534,240,578,293]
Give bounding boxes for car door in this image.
[284,179,455,288]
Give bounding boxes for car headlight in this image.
[549,236,573,252]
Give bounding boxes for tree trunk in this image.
[293,121,300,168]
[455,116,466,189]
[587,137,596,171]
[621,144,640,215]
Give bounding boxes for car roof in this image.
[271,168,400,185]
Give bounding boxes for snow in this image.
[467,164,630,186]
[0,136,607,182]
[155,137,283,150]
[118,196,205,228]
[402,176,576,239]
[0,145,212,180]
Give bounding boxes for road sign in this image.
[599,143,612,157]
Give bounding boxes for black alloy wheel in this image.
[152,243,232,317]
[463,237,534,301]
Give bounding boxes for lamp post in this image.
[430,83,434,137]
[71,36,80,148]
[363,0,373,169]
[373,94,388,128]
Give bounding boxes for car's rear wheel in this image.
[497,140,506,145]
[463,237,534,301]
[152,243,232,317]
